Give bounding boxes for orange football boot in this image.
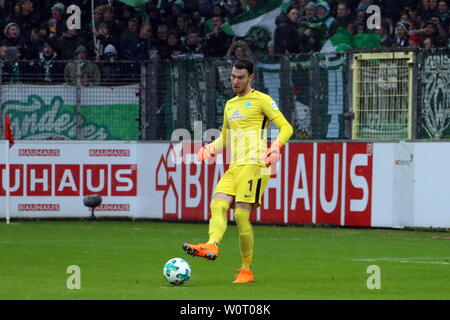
[182,243,218,261]
[232,269,255,283]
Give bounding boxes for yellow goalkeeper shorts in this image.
[214,164,271,208]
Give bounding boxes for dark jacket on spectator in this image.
[36,49,64,83]
[203,29,233,57]
[98,45,127,85]
[274,13,301,54]
[56,31,87,60]
[120,32,140,60]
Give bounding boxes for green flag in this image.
[222,0,290,38]
[353,32,381,49]
[321,27,381,53]
[117,0,150,6]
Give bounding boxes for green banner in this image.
[117,0,150,7]
[419,52,450,139]
[1,84,139,140]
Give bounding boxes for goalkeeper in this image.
[183,58,293,283]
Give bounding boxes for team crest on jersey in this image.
[271,100,279,110]
[229,110,245,121]
[244,101,252,109]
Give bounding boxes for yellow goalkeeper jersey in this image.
[211,89,293,166]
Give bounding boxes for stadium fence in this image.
[1,49,449,141]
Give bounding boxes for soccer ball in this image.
[163,258,191,285]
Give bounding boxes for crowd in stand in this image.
[0,0,449,85]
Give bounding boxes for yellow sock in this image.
[234,207,253,270]
[207,199,230,245]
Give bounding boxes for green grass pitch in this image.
[0,220,448,300]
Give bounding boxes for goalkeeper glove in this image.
[198,143,216,161]
[264,140,282,167]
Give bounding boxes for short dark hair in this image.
[233,58,254,75]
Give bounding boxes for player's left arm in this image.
[261,98,293,165]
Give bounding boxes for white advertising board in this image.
[0,140,449,228]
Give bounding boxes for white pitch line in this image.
[351,258,450,265]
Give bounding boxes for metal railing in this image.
[1,49,449,141]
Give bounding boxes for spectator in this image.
[274,6,301,54]
[392,21,410,47]
[429,0,439,12]
[204,3,230,35]
[36,42,63,83]
[356,0,375,12]
[91,22,119,61]
[135,23,156,61]
[408,34,423,47]
[175,14,191,41]
[191,0,211,33]
[28,26,48,60]
[291,0,308,16]
[298,27,322,52]
[117,5,137,33]
[14,0,41,39]
[100,5,121,38]
[354,7,368,25]
[404,4,424,27]
[241,26,272,57]
[78,5,104,41]
[1,46,28,84]
[0,43,7,61]
[423,36,436,48]
[335,1,354,29]
[120,17,140,54]
[375,20,395,47]
[177,29,205,59]
[169,0,187,26]
[223,0,244,17]
[64,45,101,85]
[353,20,367,34]
[159,32,185,60]
[80,74,92,86]
[226,40,252,58]
[154,23,169,49]
[3,22,29,59]
[266,40,276,57]
[56,28,86,60]
[299,1,325,38]
[316,1,339,36]
[48,2,66,40]
[419,0,435,20]
[437,0,450,25]
[99,44,126,85]
[203,15,232,57]
[419,18,448,46]
[379,0,403,22]
[243,0,259,13]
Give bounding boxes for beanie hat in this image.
[173,0,185,9]
[306,1,317,10]
[104,44,117,56]
[317,1,330,12]
[75,45,87,54]
[51,3,65,12]
[4,22,18,37]
[409,35,422,44]
[396,21,409,33]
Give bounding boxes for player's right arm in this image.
[198,105,229,161]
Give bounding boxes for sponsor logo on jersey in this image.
[229,110,245,121]
[271,100,279,110]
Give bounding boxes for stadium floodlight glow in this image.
[83,194,102,220]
